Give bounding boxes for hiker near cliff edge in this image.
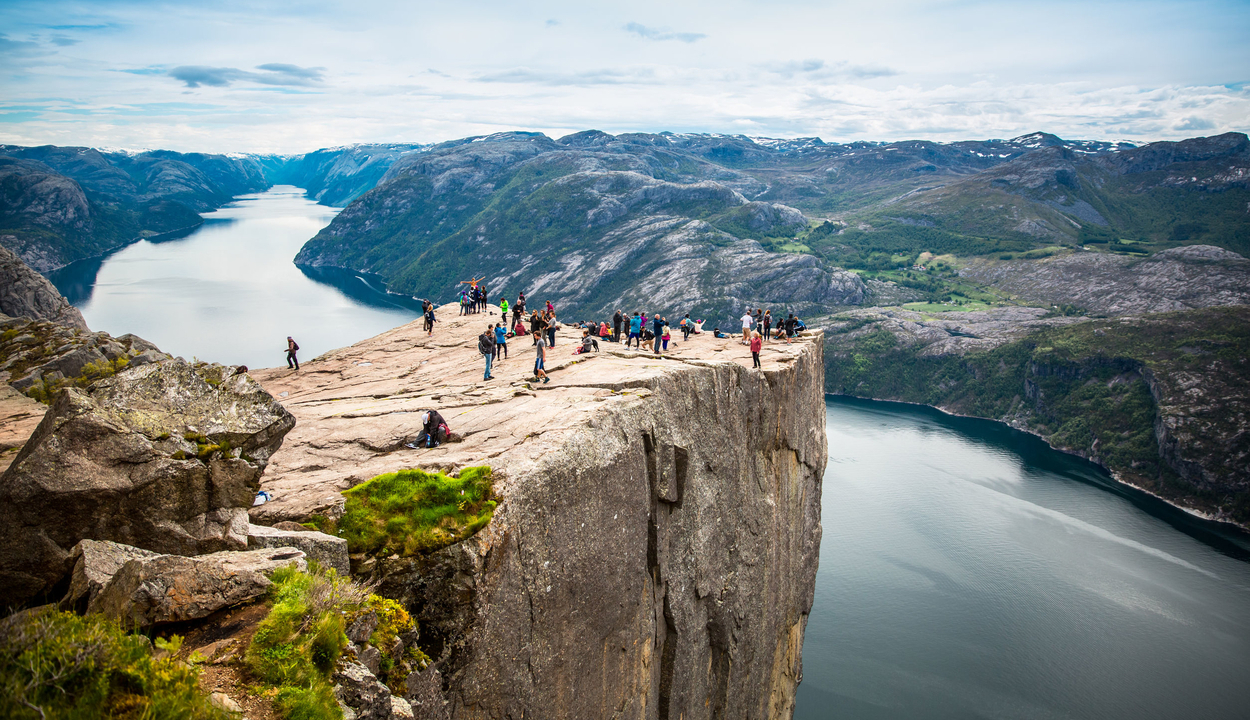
[613,310,623,343]
[751,331,762,368]
[407,409,450,448]
[286,336,299,370]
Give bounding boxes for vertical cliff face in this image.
[251,309,826,719]
[426,349,823,719]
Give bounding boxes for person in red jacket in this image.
[750,331,762,369]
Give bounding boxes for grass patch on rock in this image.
[338,466,496,557]
[245,565,427,720]
[0,607,230,720]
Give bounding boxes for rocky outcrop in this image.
[61,539,160,612]
[247,523,349,576]
[250,305,825,719]
[0,358,295,607]
[0,244,88,330]
[88,547,306,627]
[958,245,1250,316]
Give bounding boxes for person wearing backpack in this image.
[285,336,299,370]
[679,313,691,341]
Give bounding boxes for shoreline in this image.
[825,392,1250,537]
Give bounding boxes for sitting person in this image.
[599,322,610,339]
[692,319,705,334]
[407,410,450,448]
[713,327,729,339]
[581,329,599,353]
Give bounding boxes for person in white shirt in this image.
[740,310,754,343]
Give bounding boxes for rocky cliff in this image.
[250,305,826,719]
[0,244,88,331]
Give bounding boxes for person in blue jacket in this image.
[494,323,508,360]
[652,315,666,354]
[627,311,643,349]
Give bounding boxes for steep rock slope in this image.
[250,306,826,719]
[818,304,1250,527]
[260,143,431,206]
[295,132,865,319]
[0,244,88,330]
[0,145,270,272]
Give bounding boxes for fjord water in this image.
[49,186,420,369]
[796,396,1250,720]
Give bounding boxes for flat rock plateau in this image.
[251,306,827,719]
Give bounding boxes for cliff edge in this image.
[251,307,826,719]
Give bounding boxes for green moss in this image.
[339,466,496,557]
[0,608,230,720]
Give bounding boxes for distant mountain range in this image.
[2,131,1247,315]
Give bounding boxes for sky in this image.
[0,0,1247,153]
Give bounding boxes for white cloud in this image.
[0,0,1246,153]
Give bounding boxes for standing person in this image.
[679,313,691,341]
[613,309,623,343]
[750,330,762,368]
[285,336,299,370]
[533,332,550,384]
[514,293,525,327]
[784,314,796,343]
[500,296,509,318]
[762,310,772,342]
[545,299,554,315]
[494,323,508,360]
[740,309,754,343]
[661,324,671,351]
[627,312,642,349]
[459,290,469,315]
[546,313,558,348]
[530,310,543,345]
[652,314,665,354]
[424,304,438,336]
[479,325,496,380]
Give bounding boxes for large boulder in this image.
[61,539,160,612]
[88,547,306,627]
[247,523,350,576]
[0,358,296,607]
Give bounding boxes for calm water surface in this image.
[49,188,1250,718]
[795,396,1250,720]
[49,185,420,369]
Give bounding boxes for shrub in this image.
[0,608,229,720]
[245,565,428,719]
[338,466,496,556]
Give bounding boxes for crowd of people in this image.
[467,291,807,382]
